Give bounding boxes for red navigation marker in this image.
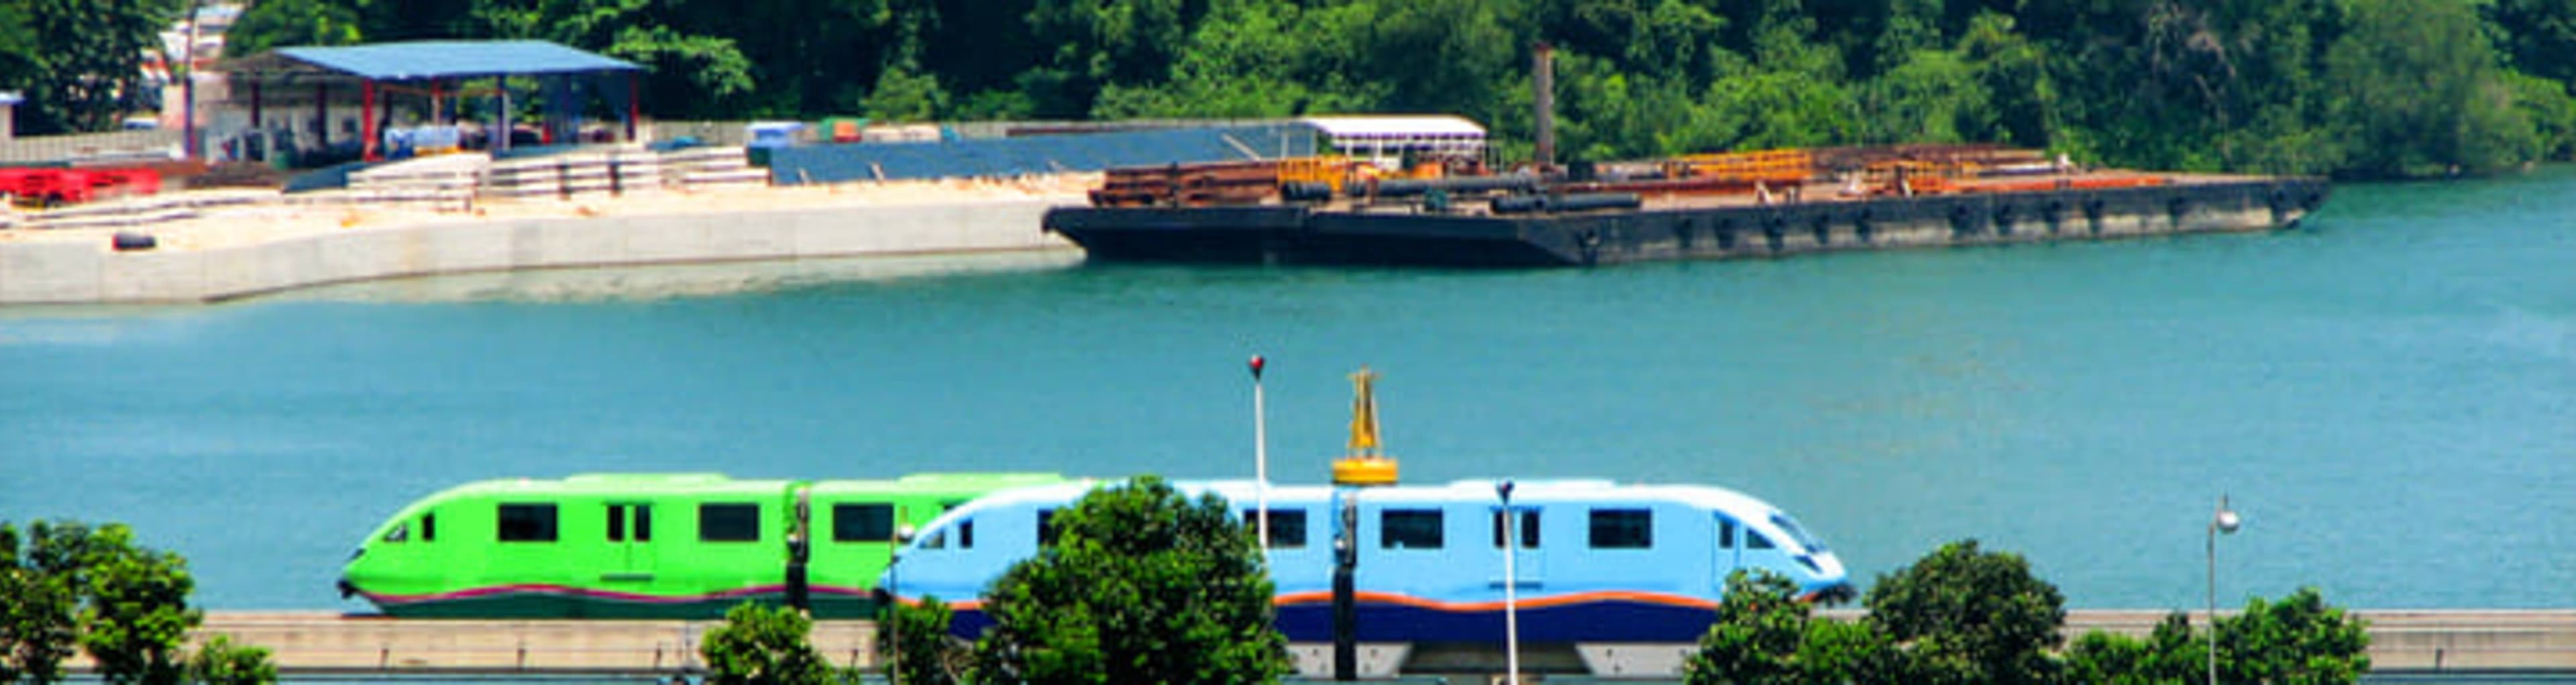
[1249,355,1266,380]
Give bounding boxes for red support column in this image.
[625,72,639,142]
[362,79,378,162]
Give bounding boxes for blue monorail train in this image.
[877,478,1851,643]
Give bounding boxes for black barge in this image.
[1041,153,2330,268]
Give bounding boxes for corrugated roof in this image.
[270,40,639,81]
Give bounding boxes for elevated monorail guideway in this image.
[130,610,2576,678]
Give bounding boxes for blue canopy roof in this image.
[262,40,640,81]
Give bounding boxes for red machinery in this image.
[0,167,162,208]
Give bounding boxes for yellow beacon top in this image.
[1332,367,1399,486]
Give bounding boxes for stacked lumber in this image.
[350,154,486,212]
[659,146,768,191]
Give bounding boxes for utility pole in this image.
[181,0,203,159]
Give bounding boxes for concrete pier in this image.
[0,197,1075,305]
[78,609,2576,678]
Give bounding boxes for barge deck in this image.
[1043,157,2330,267]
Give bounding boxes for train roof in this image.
[415,472,1065,500]
[946,478,1791,519]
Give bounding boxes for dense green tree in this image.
[228,0,366,55]
[1682,570,1891,685]
[2325,0,2538,176]
[878,596,967,685]
[5,521,101,685]
[1862,539,2065,685]
[184,636,277,685]
[700,602,838,685]
[1,521,270,685]
[0,0,172,134]
[2065,588,2369,685]
[969,476,1289,685]
[2221,587,2371,684]
[78,525,202,685]
[2063,613,2201,685]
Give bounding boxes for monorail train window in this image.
[1491,510,1539,549]
[1589,509,1653,549]
[1245,509,1307,549]
[1748,531,1776,549]
[1770,514,1827,552]
[421,514,435,542]
[607,504,652,542]
[834,504,896,542]
[1381,509,1444,549]
[498,504,558,542]
[381,523,409,543]
[1717,518,1735,549]
[1037,510,1059,546]
[959,519,976,549]
[700,503,761,542]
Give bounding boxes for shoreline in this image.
[0,175,1093,305]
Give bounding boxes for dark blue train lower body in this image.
[929,590,1732,643]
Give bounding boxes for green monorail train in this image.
[335,472,1063,618]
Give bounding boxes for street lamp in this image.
[1250,355,1269,560]
[2206,495,2241,685]
[1497,480,1519,685]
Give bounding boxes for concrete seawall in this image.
[0,199,1075,305]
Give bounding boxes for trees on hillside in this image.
[115,0,2576,176]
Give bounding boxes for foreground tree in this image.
[1,520,272,685]
[879,595,967,685]
[185,636,276,685]
[971,476,1290,685]
[2068,587,2370,684]
[1864,539,2066,685]
[700,602,837,685]
[1684,570,1890,685]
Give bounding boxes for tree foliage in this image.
[23,0,2576,174]
[0,0,172,135]
[700,602,839,685]
[184,636,276,685]
[1864,539,2067,685]
[1683,570,1891,685]
[2066,588,2370,685]
[1690,541,2371,684]
[970,476,1289,685]
[878,595,967,685]
[1,520,272,685]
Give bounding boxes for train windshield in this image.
[1770,513,1827,553]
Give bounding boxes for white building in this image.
[0,91,20,140]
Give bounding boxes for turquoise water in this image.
[5,168,2572,613]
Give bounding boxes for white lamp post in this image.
[1250,355,1269,560]
[2207,495,2241,685]
[1497,480,1519,685]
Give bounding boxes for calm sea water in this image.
[5,168,2571,613]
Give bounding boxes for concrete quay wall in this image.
[0,199,1074,305]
